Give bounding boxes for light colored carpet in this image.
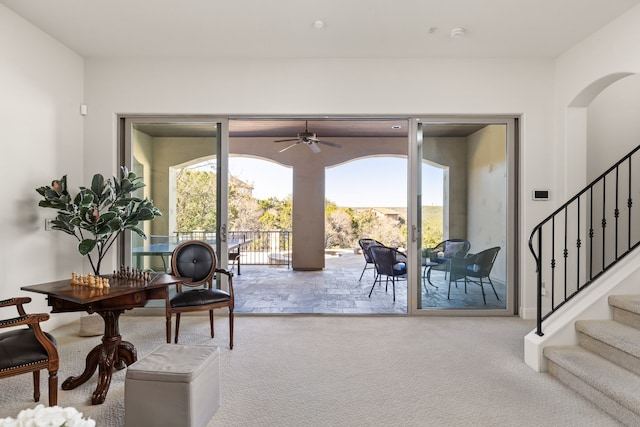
[0,315,622,426]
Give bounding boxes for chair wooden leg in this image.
[174,313,181,343]
[229,310,234,350]
[209,310,215,338]
[165,315,172,343]
[33,370,40,402]
[48,370,58,406]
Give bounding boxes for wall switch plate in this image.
[532,190,550,201]
[45,218,55,231]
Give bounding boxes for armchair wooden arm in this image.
[215,268,235,308]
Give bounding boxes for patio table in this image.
[133,238,250,274]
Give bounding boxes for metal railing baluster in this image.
[529,143,640,335]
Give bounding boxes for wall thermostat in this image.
[532,190,550,201]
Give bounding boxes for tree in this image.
[230,195,262,231]
[352,209,405,248]
[176,169,217,231]
[258,196,292,231]
[325,209,355,248]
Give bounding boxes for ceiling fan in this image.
[274,121,342,153]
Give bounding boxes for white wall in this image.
[588,73,640,178]
[555,4,640,196]
[467,125,507,283]
[83,57,555,316]
[0,5,85,329]
[524,3,640,371]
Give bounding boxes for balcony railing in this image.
[174,230,292,268]
[529,144,640,336]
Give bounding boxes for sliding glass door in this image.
[119,116,230,275]
[410,117,517,315]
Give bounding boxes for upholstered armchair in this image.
[166,240,235,348]
[0,297,59,406]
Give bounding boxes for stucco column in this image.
[292,163,325,270]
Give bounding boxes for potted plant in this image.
[36,166,161,275]
[421,247,434,263]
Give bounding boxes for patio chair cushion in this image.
[393,262,407,273]
[444,241,466,258]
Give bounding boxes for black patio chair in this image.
[449,246,501,303]
[357,238,384,281]
[424,239,471,286]
[367,245,407,302]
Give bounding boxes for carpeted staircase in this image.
[544,294,640,426]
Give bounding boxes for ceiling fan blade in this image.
[279,142,299,153]
[274,138,299,143]
[316,139,342,148]
[307,141,321,153]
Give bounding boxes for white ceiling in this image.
[2,0,639,59]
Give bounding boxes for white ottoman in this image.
[125,344,220,427]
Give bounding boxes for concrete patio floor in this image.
[232,250,507,314]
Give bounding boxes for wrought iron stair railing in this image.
[529,144,640,336]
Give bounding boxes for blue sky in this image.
[229,157,443,207]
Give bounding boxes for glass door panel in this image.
[414,119,515,314]
[120,117,228,281]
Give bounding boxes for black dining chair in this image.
[166,240,235,348]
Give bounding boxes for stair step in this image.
[576,320,640,377]
[544,345,640,426]
[609,295,640,330]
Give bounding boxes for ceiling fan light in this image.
[308,142,321,153]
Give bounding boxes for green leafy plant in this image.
[421,247,434,259]
[36,166,161,275]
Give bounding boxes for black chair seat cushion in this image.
[0,329,56,370]
[170,288,231,309]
